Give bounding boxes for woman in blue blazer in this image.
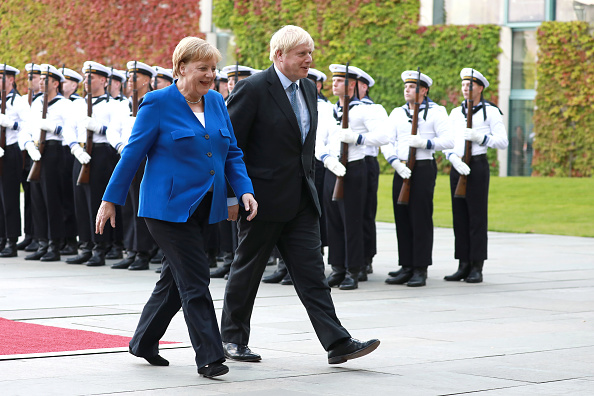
[96,37,257,378]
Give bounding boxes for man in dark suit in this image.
[221,25,379,365]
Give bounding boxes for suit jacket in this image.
[103,84,254,224]
[227,65,320,222]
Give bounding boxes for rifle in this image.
[397,67,422,205]
[154,67,158,90]
[107,67,113,102]
[0,63,7,176]
[27,65,50,182]
[454,70,474,198]
[332,62,350,201]
[77,70,93,185]
[27,62,34,105]
[132,61,138,116]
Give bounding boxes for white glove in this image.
[464,128,486,144]
[71,144,91,165]
[409,135,428,149]
[40,119,57,133]
[25,141,41,161]
[84,116,104,134]
[0,114,13,128]
[338,127,359,144]
[449,154,470,176]
[0,146,4,158]
[323,156,346,177]
[392,160,411,179]
[117,143,125,155]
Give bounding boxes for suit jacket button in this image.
[205,134,210,139]
[207,152,212,157]
[210,170,215,175]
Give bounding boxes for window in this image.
[508,0,547,22]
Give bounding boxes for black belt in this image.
[471,154,487,161]
[44,140,63,147]
[411,158,435,167]
[91,143,111,147]
[347,159,365,167]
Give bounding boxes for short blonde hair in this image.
[269,25,314,62]
[172,37,222,78]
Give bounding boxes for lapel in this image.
[171,82,207,132]
[265,66,302,142]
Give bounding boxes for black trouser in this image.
[323,160,367,274]
[123,159,154,252]
[314,159,327,246]
[392,159,437,268]
[363,155,379,261]
[21,154,33,236]
[61,145,77,240]
[449,154,489,261]
[0,144,23,238]
[130,193,224,369]
[221,183,351,350]
[218,219,238,253]
[31,141,64,241]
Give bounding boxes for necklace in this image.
[185,96,202,104]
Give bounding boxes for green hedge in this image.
[214,0,501,174]
[533,21,594,177]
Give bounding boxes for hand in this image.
[0,146,4,158]
[96,201,116,235]
[409,135,428,149]
[392,160,411,179]
[84,116,103,134]
[117,144,125,155]
[40,119,57,133]
[227,204,239,221]
[241,193,258,221]
[323,156,346,177]
[464,128,485,144]
[71,144,91,165]
[25,141,41,161]
[449,154,470,176]
[0,114,12,128]
[338,127,359,144]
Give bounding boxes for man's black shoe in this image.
[40,249,60,262]
[0,241,18,258]
[129,347,169,366]
[24,239,40,252]
[85,251,106,267]
[16,236,32,251]
[66,251,92,264]
[326,270,346,287]
[105,246,123,260]
[155,266,162,273]
[385,267,413,285]
[222,342,261,362]
[406,268,427,287]
[339,273,358,290]
[444,260,471,281]
[198,363,229,378]
[280,273,293,285]
[24,241,48,261]
[465,261,484,283]
[358,269,368,282]
[128,256,150,270]
[328,338,380,364]
[262,270,287,284]
[150,248,164,264]
[210,265,230,278]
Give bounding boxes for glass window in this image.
[508,100,534,176]
[511,30,537,90]
[508,0,546,22]
[445,0,501,25]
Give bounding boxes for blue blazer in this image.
[103,84,254,224]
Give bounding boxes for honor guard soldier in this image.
[383,70,454,287]
[108,69,128,101]
[25,63,42,102]
[20,64,74,261]
[215,70,229,100]
[62,68,83,99]
[317,64,389,290]
[109,60,157,270]
[0,64,31,257]
[221,64,254,94]
[444,68,508,283]
[152,66,173,90]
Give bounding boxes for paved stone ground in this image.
[0,223,593,395]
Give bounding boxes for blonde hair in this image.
[269,25,314,62]
[172,37,222,78]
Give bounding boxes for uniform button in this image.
[210,170,215,175]
[207,152,212,157]
[205,134,210,139]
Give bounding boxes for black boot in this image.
[60,238,78,256]
[407,268,427,287]
[16,235,33,251]
[0,238,18,258]
[339,272,359,290]
[465,261,484,283]
[40,241,61,262]
[326,266,346,287]
[66,242,92,264]
[105,243,124,260]
[150,248,164,264]
[366,257,373,274]
[111,251,136,269]
[385,267,413,284]
[85,245,106,267]
[24,238,39,252]
[358,268,368,282]
[0,238,6,252]
[262,268,287,283]
[444,260,471,281]
[280,272,293,285]
[128,251,150,270]
[210,264,231,278]
[25,240,49,260]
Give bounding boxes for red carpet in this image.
[0,317,176,355]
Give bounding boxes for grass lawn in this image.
[377,174,594,238]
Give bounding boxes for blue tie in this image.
[290,82,305,143]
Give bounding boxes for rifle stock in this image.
[27,66,50,182]
[454,70,474,198]
[77,71,93,185]
[332,62,351,201]
[0,63,7,177]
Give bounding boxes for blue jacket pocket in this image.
[171,129,196,140]
[219,128,231,138]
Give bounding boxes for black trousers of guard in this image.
[363,155,380,261]
[323,160,367,274]
[123,159,154,253]
[392,159,437,268]
[221,182,351,350]
[130,193,224,369]
[21,154,33,236]
[61,146,77,240]
[0,144,23,238]
[449,155,489,261]
[218,219,237,253]
[31,141,64,241]
[314,159,327,246]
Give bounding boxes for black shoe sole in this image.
[328,339,380,364]
[199,364,229,378]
